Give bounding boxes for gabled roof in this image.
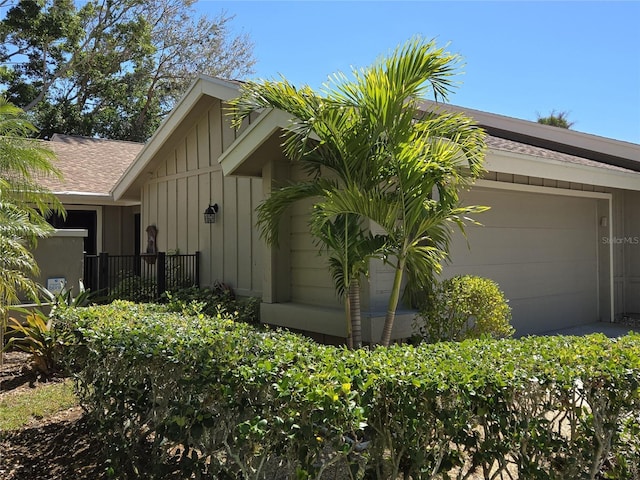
[111,75,640,199]
[112,75,240,201]
[419,99,640,172]
[43,134,143,205]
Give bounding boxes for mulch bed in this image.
[0,352,107,480]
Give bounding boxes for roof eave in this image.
[218,108,297,177]
[486,147,640,192]
[55,192,140,206]
[420,99,640,167]
[112,76,241,201]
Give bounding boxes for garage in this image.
[444,186,605,335]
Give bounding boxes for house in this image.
[14,134,143,301]
[39,134,143,296]
[112,75,640,340]
[42,134,144,256]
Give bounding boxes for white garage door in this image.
[444,187,599,335]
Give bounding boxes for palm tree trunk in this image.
[0,307,6,371]
[344,292,353,349]
[380,258,405,347]
[349,279,362,349]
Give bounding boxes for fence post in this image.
[157,252,166,299]
[195,251,201,287]
[98,252,109,295]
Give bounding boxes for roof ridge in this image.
[50,133,144,146]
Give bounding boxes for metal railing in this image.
[83,252,200,302]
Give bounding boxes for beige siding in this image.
[187,176,199,254]
[141,100,263,296]
[102,205,139,255]
[444,188,600,335]
[287,165,341,308]
[620,191,640,314]
[223,176,238,288]
[166,179,177,251]
[102,205,122,254]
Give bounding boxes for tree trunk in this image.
[344,291,353,350]
[380,259,405,347]
[0,308,6,372]
[349,279,362,349]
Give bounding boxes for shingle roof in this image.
[485,135,638,174]
[41,134,143,197]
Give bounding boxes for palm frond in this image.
[0,97,63,313]
[257,178,337,246]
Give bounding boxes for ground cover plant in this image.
[57,301,640,479]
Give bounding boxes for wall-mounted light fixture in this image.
[204,203,219,224]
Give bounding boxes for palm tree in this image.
[230,75,386,348]
[309,42,488,346]
[537,110,574,129]
[230,38,487,347]
[312,215,385,348]
[0,97,64,359]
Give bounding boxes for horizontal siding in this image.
[288,170,339,307]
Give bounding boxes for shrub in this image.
[164,285,261,324]
[59,302,364,478]
[59,302,640,479]
[109,271,157,302]
[414,275,514,343]
[2,283,95,377]
[3,309,73,376]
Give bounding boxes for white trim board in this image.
[486,149,640,192]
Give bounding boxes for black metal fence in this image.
[84,252,200,301]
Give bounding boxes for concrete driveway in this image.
[540,322,639,338]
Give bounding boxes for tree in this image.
[231,38,487,347]
[229,77,386,349]
[313,215,385,348]
[537,110,575,129]
[0,96,64,362]
[0,0,255,141]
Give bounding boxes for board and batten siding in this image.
[141,99,263,297]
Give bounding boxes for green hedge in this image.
[58,301,640,479]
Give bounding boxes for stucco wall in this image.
[141,99,263,296]
[31,229,87,297]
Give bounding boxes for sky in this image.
[195,1,640,145]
